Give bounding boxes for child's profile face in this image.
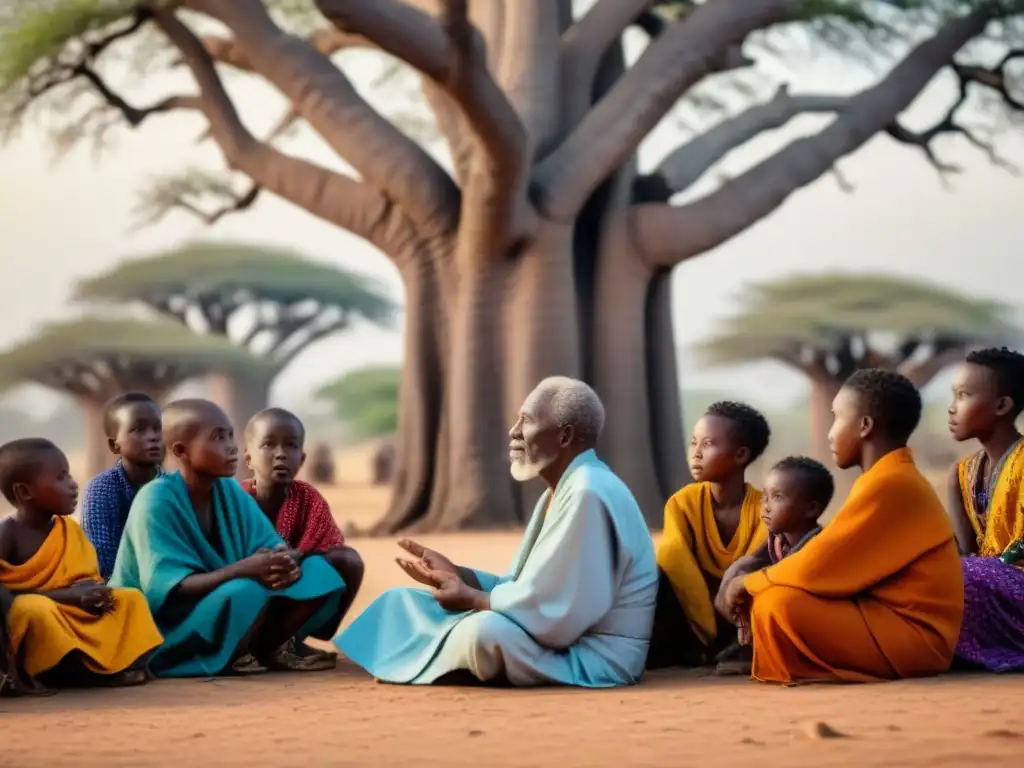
[948,363,1009,443]
[175,408,239,478]
[112,401,164,466]
[761,469,816,535]
[19,449,79,516]
[689,415,747,482]
[245,416,305,485]
[827,387,870,470]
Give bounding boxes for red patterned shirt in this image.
[240,479,345,554]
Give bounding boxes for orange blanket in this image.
[0,517,162,678]
[743,448,963,683]
[657,483,766,643]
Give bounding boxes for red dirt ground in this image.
[3,533,1021,767]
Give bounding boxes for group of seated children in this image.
[650,349,1024,682]
[2,347,1023,694]
[0,397,363,694]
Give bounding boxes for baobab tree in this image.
[74,241,396,456]
[2,1,1022,530]
[0,317,271,477]
[697,274,1019,461]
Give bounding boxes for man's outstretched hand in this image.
[395,538,458,586]
[430,571,488,613]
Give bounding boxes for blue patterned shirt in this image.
[81,461,162,580]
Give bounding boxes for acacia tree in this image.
[316,365,401,441]
[698,274,1018,460]
[74,242,397,448]
[2,1,1023,530]
[0,317,272,476]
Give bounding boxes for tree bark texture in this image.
[79,397,112,481]
[136,0,1003,530]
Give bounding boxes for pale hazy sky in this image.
[2,22,1023,419]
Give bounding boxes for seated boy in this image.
[109,399,347,678]
[714,455,832,675]
[0,438,163,689]
[721,369,963,684]
[81,392,165,580]
[241,407,364,667]
[647,401,771,669]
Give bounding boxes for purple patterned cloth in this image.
[955,556,1024,672]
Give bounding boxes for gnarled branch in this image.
[198,27,371,72]
[497,0,561,154]
[885,50,1024,183]
[631,7,994,269]
[636,85,849,199]
[152,7,413,259]
[186,0,459,238]
[559,0,654,131]
[315,0,535,256]
[533,0,787,221]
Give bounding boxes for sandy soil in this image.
[4,531,1023,768]
[4,448,1021,766]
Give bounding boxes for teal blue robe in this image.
[337,450,658,687]
[109,472,345,677]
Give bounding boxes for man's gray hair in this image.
[535,376,605,446]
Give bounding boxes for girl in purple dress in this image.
[947,347,1024,672]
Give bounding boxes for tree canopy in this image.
[75,241,398,367]
[0,316,273,399]
[697,273,1020,384]
[315,365,400,439]
[3,0,1023,531]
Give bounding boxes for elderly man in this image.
[335,376,658,687]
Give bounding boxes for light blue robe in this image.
[110,472,345,677]
[336,450,658,687]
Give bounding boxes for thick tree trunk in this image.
[373,257,448,534]
[591,219,665,526]
[646,268,690,501]
[808,375,842,464]
[79,397,112,482]
[207,369,275,477]
[413,264,519,531]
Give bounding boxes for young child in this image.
[946,347,1024,671]
[722,369,963,684]
[0,438,163,689]
[81,392,165,580]
[241,407,364,668]
[716,455,832,673]
[109,399,347,677]
[647,400,771,669]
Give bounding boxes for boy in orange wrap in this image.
[647,401,770,669]
[722,369,963,684]
[0,438,162,690]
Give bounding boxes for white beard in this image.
[509,451,556,482]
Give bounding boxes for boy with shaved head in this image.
[109,399,346,678]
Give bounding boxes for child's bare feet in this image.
[102,668,150,687]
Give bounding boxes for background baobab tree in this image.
[2,0,1022,530]
[75,241,396,469]
[0,317,270,477]
[697,274,1019,462]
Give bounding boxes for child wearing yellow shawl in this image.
[948,347,1024,671]
[0,438,162,689]
[647,401,770,669]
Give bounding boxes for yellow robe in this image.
[957,441,1024,557]
[744,448,963,684]
[0,517,163,678]
[656,482,767,643]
